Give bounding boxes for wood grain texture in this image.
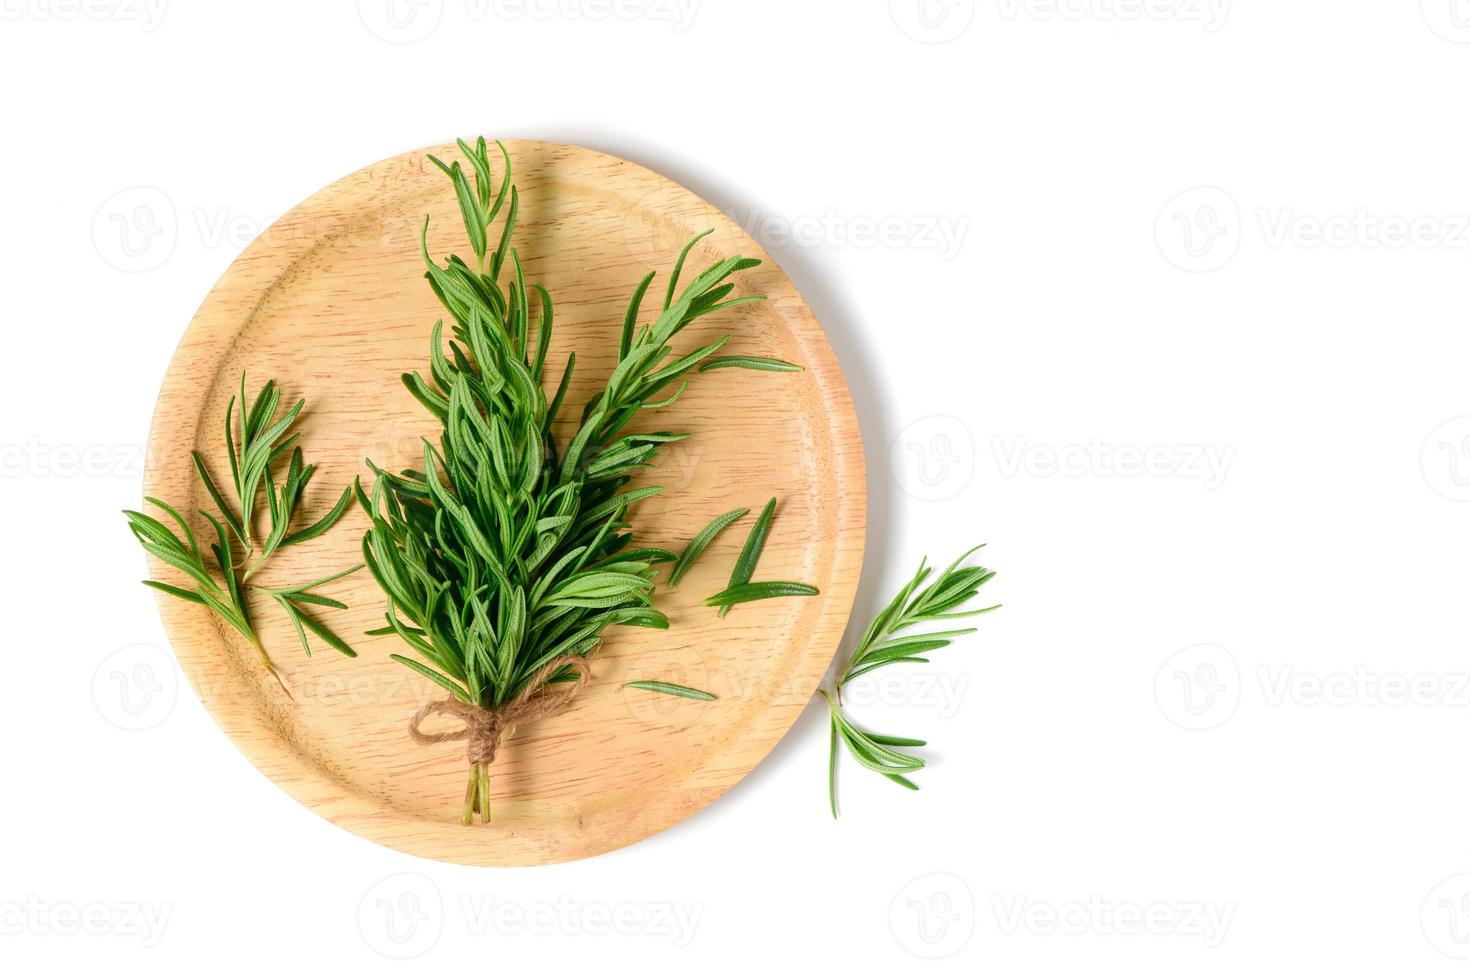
[142,140,865,866]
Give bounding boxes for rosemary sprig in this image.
[360,136,775,823]
[821,546,998,816]
[192,374,353,579]
[128,377,361,694]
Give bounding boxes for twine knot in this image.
[407,654,589,766]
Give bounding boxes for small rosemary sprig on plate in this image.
[192,375,352,579]
[821,546,997,816]
[359,136,792,824]
[127,375,361,694]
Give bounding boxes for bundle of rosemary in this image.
[359,138,779,823]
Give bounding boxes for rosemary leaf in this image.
[623,680,718,701]
[698,356,803,373]
[719,496,776,617]
[703,581,820,606]
[668,507,749,586]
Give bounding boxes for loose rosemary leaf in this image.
[703,581,820,606]
[718,496,776,617]
[624,680,718,701]
[698,356,803,373]
[668,507,749,586]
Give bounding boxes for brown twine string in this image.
[407,655,590,766]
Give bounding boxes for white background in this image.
[3,0,1470,975]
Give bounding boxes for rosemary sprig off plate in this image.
[822,547,998,816]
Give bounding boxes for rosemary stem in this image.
[241,553,267,582]
[249,634,294,701]
[461,765,478,825]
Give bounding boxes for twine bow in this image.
[407,655,590,766]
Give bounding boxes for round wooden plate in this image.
[143,140,865,866]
